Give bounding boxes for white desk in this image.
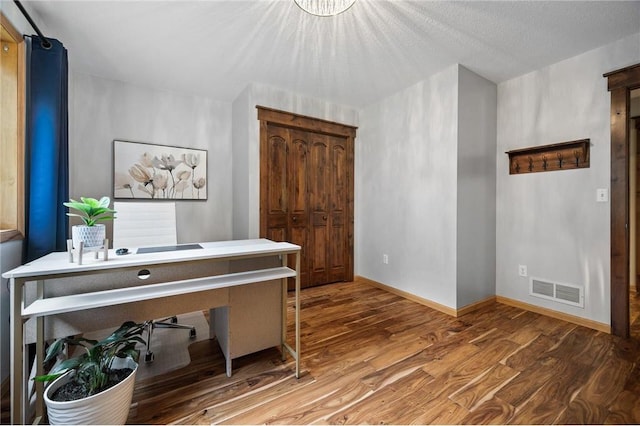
[2,239,301,425]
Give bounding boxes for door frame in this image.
[256,106,357,283]
[604,63,640,337]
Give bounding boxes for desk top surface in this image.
[2,239,300,279]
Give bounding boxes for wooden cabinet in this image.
[258,107,356,288]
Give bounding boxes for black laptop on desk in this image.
[136,243,203,254]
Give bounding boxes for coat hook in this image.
[514,161,520,173]
[573,149,580,167]
[542,155,548,170]
[528,156,534,172]
[557,152,563,168]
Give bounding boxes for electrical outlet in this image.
[383,254,389,264]
[518,265,528,277]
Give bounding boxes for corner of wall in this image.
[356,66,460,310]
[456,66,498,308]
[231,85,252,240]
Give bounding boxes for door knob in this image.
[323,215,327,220]
[292,217,297,222]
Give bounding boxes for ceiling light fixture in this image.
[294,0,356,17]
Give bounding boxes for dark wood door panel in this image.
[267,228,286,242]
[310,136,329,211]
[266,132,288,215]
[329,225,346,282]
[311,225,328,285]
[289,224,309,287]
[331,139,346,212]
[288,129,310,288]
[309,134,330,285]
[328,136,347,283]
[289,131,309,216]
[258,107,355,289]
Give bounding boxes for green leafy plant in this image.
[64,196,116,226]
[34,321,147,398]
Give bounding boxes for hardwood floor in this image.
[3,278,640,424]
[129,279,640,424]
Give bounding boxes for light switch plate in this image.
[596,188,608,203]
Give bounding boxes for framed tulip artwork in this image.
[113,140,208,200]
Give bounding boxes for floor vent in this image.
[530,277,584,308]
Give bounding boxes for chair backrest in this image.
[113,202,177,248]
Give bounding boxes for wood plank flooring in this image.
[3,278,640,424]
[128,279,640,424]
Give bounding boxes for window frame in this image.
[0,12,25,243]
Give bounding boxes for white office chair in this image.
[113,201,177,249]
[113,201,196,363]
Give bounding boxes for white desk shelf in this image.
[22,266,296,318]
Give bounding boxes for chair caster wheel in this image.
[170,316,178,324]
[145,352,155,363]
[189,328,196,339]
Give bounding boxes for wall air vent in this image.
[530,277,584,308]
[531,279,554,298]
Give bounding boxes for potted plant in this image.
[65,196,116,248]
[34,321,147,425]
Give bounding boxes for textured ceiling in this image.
[27,0,640,107]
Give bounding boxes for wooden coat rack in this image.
[506,139,590,175]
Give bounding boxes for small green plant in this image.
[34,321,147,398]
[64,196,116,226]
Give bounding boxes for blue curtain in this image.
[24,36,69,262]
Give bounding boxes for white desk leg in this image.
[10,278,24,425]
[295,251,300,379]
[281,255,287,362]
[35,280,45,421]
[225,310,232,377]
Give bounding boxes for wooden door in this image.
[258,106,356,289]
[308,133,348,285]
[262,125,310,286]
[309,133,330,285]
[328,135,348,282]
[288,129,311,286]
[262,124,288,243]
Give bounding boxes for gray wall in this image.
[69,72,233,244]
[231,86,251,239]
[357,65,460,308]
[496,33,640,324]
[357,64,497,309]
[456,66,497,307]
[231,82,359,239]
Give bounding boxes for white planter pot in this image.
[71,224,106,249]
[44,357,138,425]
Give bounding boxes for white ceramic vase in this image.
[71,224,106,249]
[44,357,138,425]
